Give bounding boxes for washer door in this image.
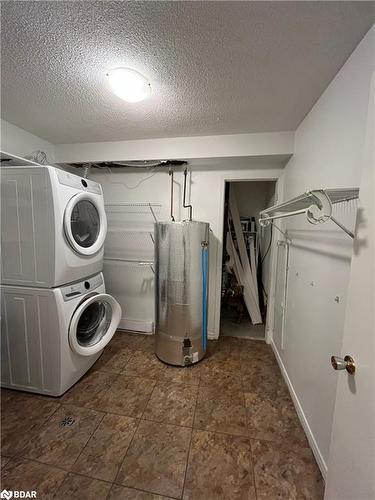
[69,293,121,356]
[64,192,107,256]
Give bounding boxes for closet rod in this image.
[260,208,307,223]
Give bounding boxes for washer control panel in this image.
[61,273,103,301]
[56,169,102,195]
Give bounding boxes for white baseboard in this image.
[208,331,219,340]
[118,318,154,334]
[265,327,273,345]
[270,339,328,481]
[118,325,218,338]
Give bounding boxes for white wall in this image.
[90,163,283,337]
[54,131,294,163]
[271,26,375,478]
[0,117,289,336]
[233,180,275,221]
[1,119,55,162]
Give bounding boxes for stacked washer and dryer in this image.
[0,162,121,396]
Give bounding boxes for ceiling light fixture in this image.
[106,67,151,103]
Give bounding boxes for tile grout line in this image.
[229,344,258,500]
[10,401,63,460]
[65,407,107,472]
[41,366,124,495]
[180,361,201,500]
[239,345,258,499]
[53,397,312,450]
[248,438,259,500]
[28,405,107,497]
[110,483,181,500]
[4,336,316,499]
[8,455,115,484]
[225,340,260,500]
[110,419,141,487]
[112,366,159,486]
[242,380,259,500]
[55,360,163,492]
[109,347,158,483]
[11,430,306,489]
[239,340,292,500]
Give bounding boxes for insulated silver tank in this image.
[155,221,209,366]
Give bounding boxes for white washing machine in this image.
[1,165,107,287]
[0,273,121,396]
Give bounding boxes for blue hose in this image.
[201,247,209,351]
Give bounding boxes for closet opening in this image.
[220,180,276,341]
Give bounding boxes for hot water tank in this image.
[154,220,209,366]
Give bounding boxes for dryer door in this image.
[64,192,107,256]
[69,293,121,356]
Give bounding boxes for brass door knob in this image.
[331,355,355,374]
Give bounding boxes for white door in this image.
[64,192,107,255]
[324,77,374,499]
[69,293,122,356]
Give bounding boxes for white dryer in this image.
[0,273,121,396]
[1,165,107,287]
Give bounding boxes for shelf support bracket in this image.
[149,203,157,223]
[330,216,355,239]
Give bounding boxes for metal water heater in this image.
[155,220,209,366]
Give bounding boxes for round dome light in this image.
[106,67,151,103]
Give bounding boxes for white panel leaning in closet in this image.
[103,202,161,333]
[228,186,262,324]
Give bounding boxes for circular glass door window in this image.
[76,300,112,347]
[70,200,100,248]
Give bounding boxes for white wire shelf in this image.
[104,229,154,260]
[104,257,153,265]
[325,188,360,204]
[107,228,153,234]
[104,202,161,222]
[105,202,162,208]
[104,257,155,273]
[260,188,359,217]
[104,203,162,222]
[259,188,359,239]
[104,203,158,268]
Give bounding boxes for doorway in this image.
[220,180,276,340]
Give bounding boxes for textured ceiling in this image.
[1,1,374,144]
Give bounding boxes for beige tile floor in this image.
[1,332,324,499]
